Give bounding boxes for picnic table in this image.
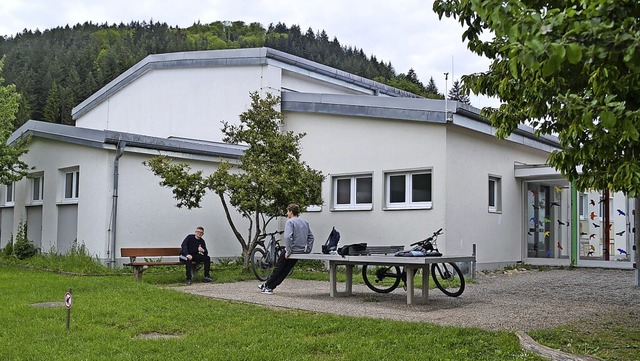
[288,253,476,305]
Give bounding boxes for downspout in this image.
[109,140,126,268]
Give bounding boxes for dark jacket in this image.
[180,234,208,257]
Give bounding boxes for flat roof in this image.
[10,120,245,158]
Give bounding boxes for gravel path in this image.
[176,268,640,331]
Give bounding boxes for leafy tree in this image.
[448,79,470,104]
[146,92,324,268]
[0,58,30,185]
[433,0,640,195]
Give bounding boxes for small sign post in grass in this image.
[64,288,72,330]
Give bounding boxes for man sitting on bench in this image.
[180,226,213,285]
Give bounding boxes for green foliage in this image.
[449,79,470,104]
[2,236,13,257]
[0,58,30,185]
[147,92,324,269]
[12,221,37,260]
[0,241,116,274]
[433,0,640,195]
[0,21,440,129]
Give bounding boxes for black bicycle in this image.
[250,230,285,281]
[361,229,466,297]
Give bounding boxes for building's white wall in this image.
[8,138,112,256]
[113,150,247,262]
[445,126,551,265]
[7,137,248,262]
[284,111,448,250]
[75,65,278,142]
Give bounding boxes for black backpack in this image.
[322,227,341,254]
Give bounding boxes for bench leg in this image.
[133,266,144,282]
[329,262,353,297]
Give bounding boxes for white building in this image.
[4,47,636,270]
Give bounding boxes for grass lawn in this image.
[1,254,637,360]
[0,261,543,361]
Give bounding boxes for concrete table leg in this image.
[330,262,353,297]
[406,267,415,304]
[406,266,429,305]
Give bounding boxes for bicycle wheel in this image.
[431,262,465,297]
[362,264,401,293]
[250,247,273,281]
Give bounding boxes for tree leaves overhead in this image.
[0,20,448,128]
[433,0,640,196]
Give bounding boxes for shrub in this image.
[13,221,37,260]
[2,236,13,257]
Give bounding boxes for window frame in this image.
[578,193,588,220]
[31,174,45,204]
[4,182,15,206]
[384,169,432,210]
[62,168,80,202]
[331,173,373,211]
[488,175,502,213]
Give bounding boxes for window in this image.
[4,183,15,205]
[32,175,44,202]
[385,170,432,209]
[332,174,372,210]
[488,176,502,213]
[579,193,588,219]
[63,170,79,200]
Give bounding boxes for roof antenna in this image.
[444,72,451,123]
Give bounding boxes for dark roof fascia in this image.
[72,47,420,120]
[10,120,245,159]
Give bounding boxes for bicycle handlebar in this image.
[258,230,284,238]
[410,228,443,246]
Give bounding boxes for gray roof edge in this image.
[72,48,272,120]
[455,106,561,147]
[10,120,245,158]
[264,48,421,98]
[282,93,560,148]
[282,92,446,122]
[72,47,420,120]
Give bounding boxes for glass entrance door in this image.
[526,182,571,259]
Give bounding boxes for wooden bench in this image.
[120,247,207,281]
[289,247,476,305]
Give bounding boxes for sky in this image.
[0,0,500,108]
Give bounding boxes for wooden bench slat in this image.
[127,262,183,266]
[121,247,181,257]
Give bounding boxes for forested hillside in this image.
[0,20,445,128]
